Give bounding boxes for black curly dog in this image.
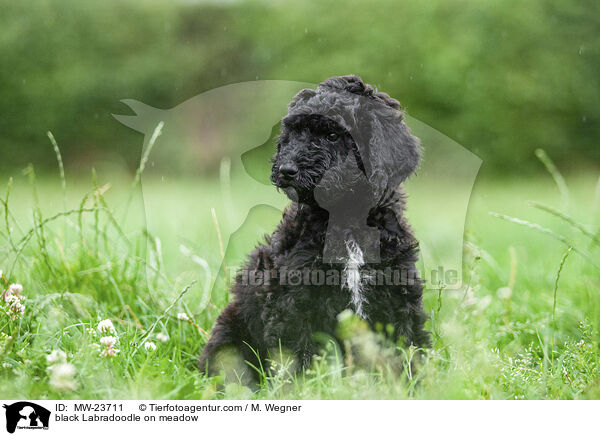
[199,75,429,380]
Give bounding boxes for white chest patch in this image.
[343,240,367,319]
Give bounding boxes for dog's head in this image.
[270,75,421,204]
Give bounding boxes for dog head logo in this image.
[114,79,480,293]
[3,402,50,433]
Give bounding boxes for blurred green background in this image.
[0,0,599,400]
[1,0,598,175]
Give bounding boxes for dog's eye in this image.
[326,133,339,142]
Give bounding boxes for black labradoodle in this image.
[199,75,429,380]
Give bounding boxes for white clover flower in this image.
[49,363,77,392]
[13,302,25,317]
[144,342,157,352]
[97,319,117,335]
[177,312,190,321]
[4,295,19,305]
[4,295,25,320]
[8,284,23,299]
[13,303,25,318]
[99,336,120,357]
[46,349,67,365]
[100,336,118,348]
[100,348,120,357]
[156,332,169,343]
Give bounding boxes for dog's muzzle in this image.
[275,162,299,188]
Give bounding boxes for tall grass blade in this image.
[134,280,195,356]
[3,177,16,251]
[179,244,212,311]
[123,121,164,222]
[24,165,55,276]
[219,156,235,227]
[489,211,600,270]
[552,246,572,360]
[211,208,227,285]
[593,176,600,222]
[9,207,98,276]
[91,170,130,248]
[535,149,569,209]
[47,131,67,212]
[530,201,600,247]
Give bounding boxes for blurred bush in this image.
[0,0,598,174]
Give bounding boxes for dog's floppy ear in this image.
[319,76,421,196]
[354,93,422,198]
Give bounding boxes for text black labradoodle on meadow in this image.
[199,75,430,380]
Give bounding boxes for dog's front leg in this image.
[198,303,258,387]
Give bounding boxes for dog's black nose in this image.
[279,163,298,178]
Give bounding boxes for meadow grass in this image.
[0,151,599,400]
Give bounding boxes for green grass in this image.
[0,153,599,399]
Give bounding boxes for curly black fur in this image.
[199,75,430,378]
